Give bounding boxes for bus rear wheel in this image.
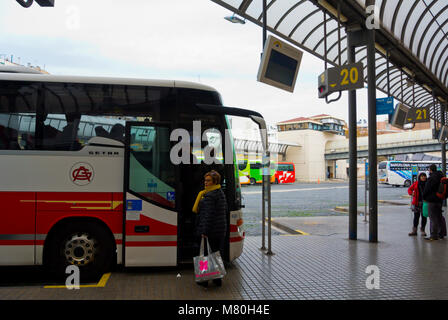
[404,180,411,188]
[250,178,256,185]
[47,221,114,282]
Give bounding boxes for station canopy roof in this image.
[211,0,448,124]
[234,138,300,155]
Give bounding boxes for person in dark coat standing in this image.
[407,172,427,236]
[193,170,227,287]
[422,164,445,240]
[179,143,202,246]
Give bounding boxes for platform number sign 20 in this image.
[318,62,364,99]
[340,67,359,86]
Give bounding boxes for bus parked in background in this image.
[378,160,446,187]
[0,73,260,280]
[238,159,250,185]
[274,162,295,184]
[238,159,275,185]
[248,160,276,185]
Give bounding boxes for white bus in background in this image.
[378,160,446,187]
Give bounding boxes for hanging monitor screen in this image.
[257,35,303,93]
[265,50,298,87]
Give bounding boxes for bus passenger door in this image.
[123,122,178,267]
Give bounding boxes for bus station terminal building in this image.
[275,114,435,183]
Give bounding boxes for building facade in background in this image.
[354,119,430,137]
[277,114,347,182]
[277,114,434,182]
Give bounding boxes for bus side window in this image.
[109,123,125,143]
[95,126,109,138]
[20,133,34,150]
[41,113,82,151]
[55,121,81,150]
[6,128,20,150]
[0,114,35,150]
[41,116,61,150]
[0,125,8,149]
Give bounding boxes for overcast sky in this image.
[0,0,389,134]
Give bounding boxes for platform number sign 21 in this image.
[406,106,430,124]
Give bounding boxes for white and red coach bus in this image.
[0,72,265,279]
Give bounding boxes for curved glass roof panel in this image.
[267,0,299,26]
[391,1,415,38]
[246,0,263,17]
[276,3,307,35]
[291,10,326,44]
[212,0,448,122]
[420,17,445,62]
[380,0,396,33]
[402,1,427,48]
[224,0,243,9]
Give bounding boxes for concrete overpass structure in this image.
[325,129,442,160]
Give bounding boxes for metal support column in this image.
[367,28,378,242]
[266,151,273,255]
[260,0,267,251]
[347,31,358,240]
[261,171,266,251]
[262,0,267,48]
[442,103,446,176]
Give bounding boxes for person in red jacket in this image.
[408,172,427,236]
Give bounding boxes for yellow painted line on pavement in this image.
[44,272,111,289]
[96,272,111,287]
[295,229,310,236]
[279,229,310,236]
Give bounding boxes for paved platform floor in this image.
[0,203,447,300]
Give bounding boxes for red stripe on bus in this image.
[0,240,34,245]
[230,237,243,243]
[125,241,177,247]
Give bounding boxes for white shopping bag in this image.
[193,237,226,282]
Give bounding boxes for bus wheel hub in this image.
[64,233,96,266]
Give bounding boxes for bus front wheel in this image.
[250,178,256,185]
[47,220,114,282]
[404,180,411,188]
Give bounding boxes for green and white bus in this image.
[238,159,275,185]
